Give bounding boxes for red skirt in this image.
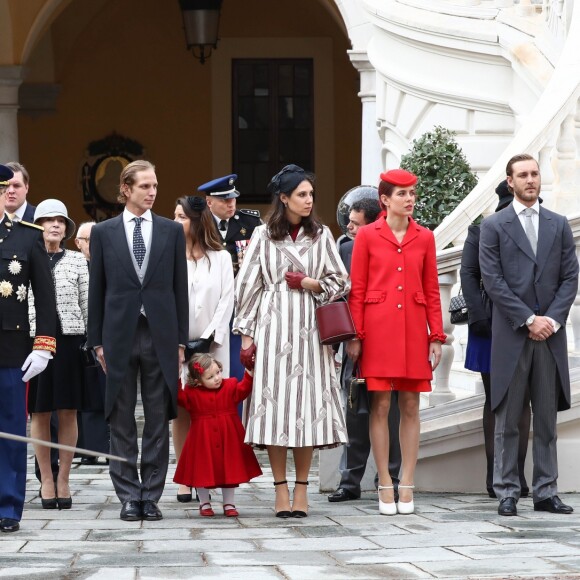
[366,377,432,392]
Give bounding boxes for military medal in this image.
[16,284,27,302]
[0,280,13,297]
[8,260,21,275]
[240,227,247,236]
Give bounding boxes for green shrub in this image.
[400,126,478,230]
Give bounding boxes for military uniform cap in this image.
[0,164,14,186]
[198,174,240,199]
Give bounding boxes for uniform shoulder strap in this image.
[239,208,261,218]
[19,220,44,231]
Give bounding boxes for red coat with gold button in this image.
[173,372,262,488]
[349,216,446,380]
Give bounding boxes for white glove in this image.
[21,350,52,382]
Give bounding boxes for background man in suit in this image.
[4,162,35,222]
[480,153,578,517]
[328,197,402,502]
[88,160,188,522]
[202,174,261,380]
[0,163,56,533]
[75,221,109,466]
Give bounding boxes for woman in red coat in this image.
[347,169,446,516]
[173,353,262,517]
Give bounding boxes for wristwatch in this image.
[525,314,536,326]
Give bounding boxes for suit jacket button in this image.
[16,325,20,329]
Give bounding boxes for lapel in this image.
[143,213,169,286]
[375,216,420,247]
[535,209,557,280]
[276,227,317,272]
[500,205,536,264]
[226,215,242,242]
[109,214,141,284]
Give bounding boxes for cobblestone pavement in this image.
[4,443,580,579]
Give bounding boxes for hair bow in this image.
[186,196,207,213]
[192,361,205,375]
[267,164,306,196]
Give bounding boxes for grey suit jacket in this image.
[87,212,188,419]
[479,204,578,411]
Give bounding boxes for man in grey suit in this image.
[480,153,578,516]
[88,160,188,522]
[328,198,402,502]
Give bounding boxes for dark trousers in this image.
[0,368,27,521]
[338,388,401,495]
[494,339,558,502]
[108,316,170,503]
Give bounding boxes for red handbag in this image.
[315,300,357,345]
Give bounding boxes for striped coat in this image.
[234,224,350,448]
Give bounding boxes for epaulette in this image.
[239,209,261,218]
[19,220,44,231]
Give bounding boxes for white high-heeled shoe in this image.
[397,484,415,514]
[378,484,397,516]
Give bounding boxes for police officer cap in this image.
[34,199,77,240]
[198,174,240,199]
[0,164,14,186]
[380,169,417,187]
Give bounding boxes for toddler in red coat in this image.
[173,353,262,517]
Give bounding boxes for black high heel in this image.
[177,487,192,503]
[39,487,57,510]
[56,484,72,510]
[292,480,309,518]
[274,480,291,519]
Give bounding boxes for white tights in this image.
[197,487,235,505]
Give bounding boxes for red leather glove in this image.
[240,343,257,370]
[285,271,307,290]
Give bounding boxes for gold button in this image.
[397,248,402,253]
[12,255,16,258]
[397,304,402,309]
[398,286,403,291]
[397,267,402,271]
[16,325,20,329]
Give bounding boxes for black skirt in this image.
[28,332,85,413]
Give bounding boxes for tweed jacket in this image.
[29,249,89,336]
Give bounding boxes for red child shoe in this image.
[200,502,214,517]
[223,504,239,517]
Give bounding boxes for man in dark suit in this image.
[4,162,35,222]
[0,164,56,533]
[88,160,188,522]
[480,153,578,517]
[202,174,261,379]
[329,198,402,502]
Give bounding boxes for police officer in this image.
[199,174,261,380]
[0,164,56,533]
[200,174,261,275]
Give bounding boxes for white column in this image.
[430,272,457,406]
[349,51,383,184]
[0,66,23,162]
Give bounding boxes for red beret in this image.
[380,169,417,187]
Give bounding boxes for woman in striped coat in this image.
[234,165,349,518]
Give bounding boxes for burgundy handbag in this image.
[315,299,357,345]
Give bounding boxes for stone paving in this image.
[4,446,580,578]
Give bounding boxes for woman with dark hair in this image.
[172,195,234,503]
[234,164,349,518]
[347,169,446,516]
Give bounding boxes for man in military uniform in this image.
[0,164,56,533]
[201,174,261,275]
[200,174,261,380]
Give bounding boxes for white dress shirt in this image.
[123,208,153,257]
[12,201,29,222]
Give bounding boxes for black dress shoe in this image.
[0,518,20,533]
[328,488,359,503]
[142,500,163,521]
[534,496,573,514]
[120,500,142,521]
[498,497,517,516]
[520,486,530,498]
[80,456,98,466]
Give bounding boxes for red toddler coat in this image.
[173,372,262,488]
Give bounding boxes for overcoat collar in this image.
[500,205,556,276]
[276,226,319,272]
[374,215,421,247]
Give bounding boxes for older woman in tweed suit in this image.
[234,165,349,518]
